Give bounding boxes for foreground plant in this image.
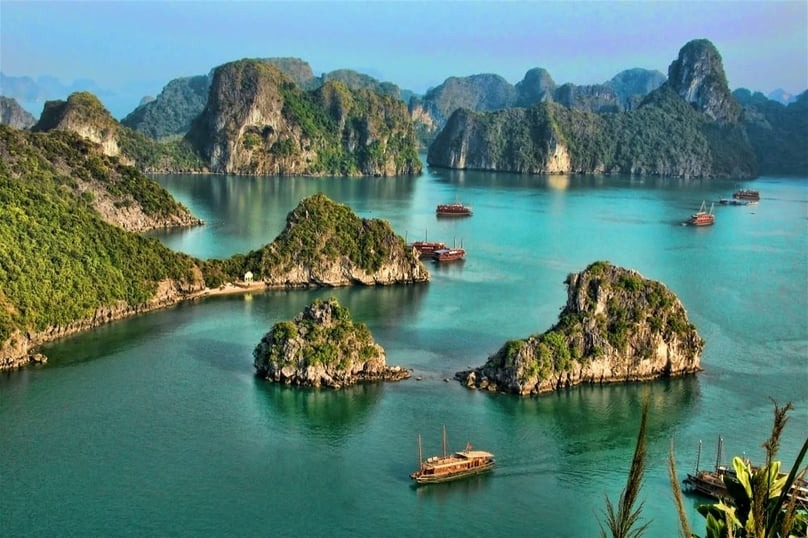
[670,400,808,538]
[600,396,652,538]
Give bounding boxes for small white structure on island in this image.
[244,271,254,284]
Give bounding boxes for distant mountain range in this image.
[2,39,806,177]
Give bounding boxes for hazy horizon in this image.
[1,1,806,118]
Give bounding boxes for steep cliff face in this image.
[253,297,410,388]
[667,39,742,123]
[0,96,36,128]
[189,59,421,176]
[457,262,703,396]
[427,106,571,173]
[229,193,429,287]
[33,92,128,162]
[412,67,664,147]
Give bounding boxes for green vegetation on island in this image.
[458,261,703,395]
[0,125,200,345]
[253,297,410,388]
[201,193,428,288]
[189,59,421,176]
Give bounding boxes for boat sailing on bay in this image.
[410,426,495,484]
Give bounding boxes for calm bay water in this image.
[2,165,806,536]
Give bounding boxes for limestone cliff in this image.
[253,297,410,388]
[427,106,571,173]
[33,92,129,162]
[457,261,703,396]
[0,96,36,129]
[212,193,429,287]
[188,59,421,176]
[411,67,663,146]
[667,39,741,123]
[427,40,756,179]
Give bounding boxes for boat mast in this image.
[695,439,702,474]
[715,436,724,471]
[442,425,447,458]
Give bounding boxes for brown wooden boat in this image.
[436,202,472,217]
[410,230,445,257]
[432,247,465,262]
[682,437,808,509]
[733,189,760,201]
[410,426,495,484]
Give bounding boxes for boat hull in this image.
[410,461,495,484]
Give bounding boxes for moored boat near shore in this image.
[433,247,465,262]
[409,230,446,257]
[410,427,495,484]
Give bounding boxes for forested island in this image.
[253,297,410,388]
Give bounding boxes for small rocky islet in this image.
[253,297,410,388]
[456,261,704,396]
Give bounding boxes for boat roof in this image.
[456,450,494,459]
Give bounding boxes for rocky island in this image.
[457,261,703,396]
[253,297,410,388]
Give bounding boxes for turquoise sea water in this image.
[2,166,806,536]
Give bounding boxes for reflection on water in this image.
[148,173,419,259]
[253,379,384,442]
[412,471,494,501]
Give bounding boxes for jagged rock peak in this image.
[252,297,411,388]
[667,38,741,123]
[31,91,126,159]
[0,96,36,129]
[515,67,556,106]
[456,261,704,396]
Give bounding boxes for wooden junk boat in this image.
[436,202,472,217]
[432,247,465,263]
[683,437,808,510]
[410,230,446,258]
[733,189,760,202]
[410,427,495,484]
[688,201,715,226]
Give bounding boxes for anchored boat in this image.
[687,201,715,226]
[683,437,808,509]
[733,189,760,202]
[410,230,446,258]
[436,202,472,217]
[410,426,495,484]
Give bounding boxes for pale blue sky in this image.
[1,1,806,116]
